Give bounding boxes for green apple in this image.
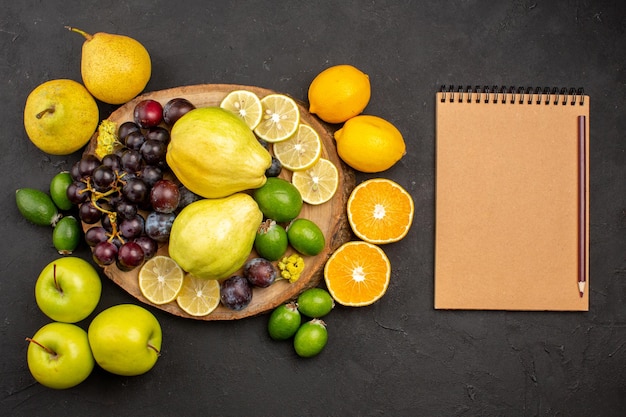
[35,257,102,323]
[26,322,94,389]
[88,304,162,376]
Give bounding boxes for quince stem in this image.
[65,26,93,41]
[36,107,55,119]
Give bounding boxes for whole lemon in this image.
[23,79,99,155]
[67,27,151,105]
[334,115,406,173]
[308,64,370,124]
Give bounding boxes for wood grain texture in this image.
[84,84,355,320]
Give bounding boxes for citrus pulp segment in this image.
[176,274,221,317]
[220,89,263,130]
[347,178,414,244]
[254,94,300,142]
[272,123,322,171]
[323,241,391,307]
[138,256,185,305]
[291,158,339,205]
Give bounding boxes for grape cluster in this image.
[67,97,199,271]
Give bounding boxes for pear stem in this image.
[65,26,93,41]
[25,337,57,357]
[35,107,55,119]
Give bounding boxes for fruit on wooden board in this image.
[67,26,151,105]
[23,79,99,155]
[166,107,272,198]
[168,193,263,280]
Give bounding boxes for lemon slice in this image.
[254,94,300,142]
[220,90,263,129]
[138,256,185,305]
[272,123,322,171]
[176,274,221,317]
[291,158,339,205]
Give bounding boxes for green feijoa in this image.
[252,177,303,223]
[15,188,61,226]
[293,319,328,358]
[255,219,288,261]
[268,302,301,340]
[287,218,325,256]
[53,216,81,255]
[49,171,74,211]
[297,288,335,318]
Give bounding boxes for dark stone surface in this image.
[1,1,625,415]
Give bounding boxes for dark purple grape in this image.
[92,165,116,192]
[118,121,140,142]
[85,226,108,247]
[163,98,195,125]
[132,236,158,260]
[101,212,114,233]
[140,139,167,166]
[150,179,180,213]
[77,155,100,179]
[93,241,118,266]
[120,149,144,173]
[243,257,277,288]
[101,154,122,172]
[177,185,200,210]
[115,198,138,220]
[265,156,282,177]
[140,165,163,188]
[257,138,269,149]
[79,201,101,224]
[134,99,163,128]
[122,177,149,204]
[66,181,90,204]
[220,275,253,311]
[144,211,176,242]
[124,131,146,151]
[146,126,170,144]
[119,214,145,239]
[116,241,145,271]
[70,160,81,181]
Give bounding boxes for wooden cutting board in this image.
[83,84,355,320]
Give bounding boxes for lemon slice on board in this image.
[291,158,339,205]
[220,90,263,129]
[254,94,300,142]
[176,274,221,317]
[138,256,185,305]
[272,123,322,171]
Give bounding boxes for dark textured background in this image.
[2,1,625,416]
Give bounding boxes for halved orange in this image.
[347,178,414,244]
[323,241,391,306]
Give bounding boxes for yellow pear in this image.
[67,26,151,105]
[23,79,99,155]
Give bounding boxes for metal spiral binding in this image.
[439,85,585,105]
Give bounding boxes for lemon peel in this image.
[277,254,305,283]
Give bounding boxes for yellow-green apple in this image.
[26,322,94,389]
[88,304,162,376]
[35,257,101,323]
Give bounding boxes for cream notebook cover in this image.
[434,86,589,311]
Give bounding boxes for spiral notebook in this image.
[434,86,590,311]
